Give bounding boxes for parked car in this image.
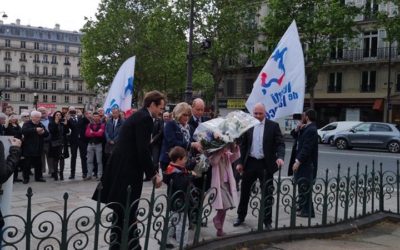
[334,122,400,153]
[318,121,361,144]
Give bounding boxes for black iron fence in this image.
[1,160,400,249]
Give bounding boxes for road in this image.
[283,140,400,178]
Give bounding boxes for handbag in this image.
[50,139,63,148]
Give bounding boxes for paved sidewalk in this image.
[5,157,400,249]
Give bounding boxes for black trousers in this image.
[70,139,88,177]
[237,157,274,225]
[23,156,43,181]
[108,183,143,250]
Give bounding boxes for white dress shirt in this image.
[250,119,265,159]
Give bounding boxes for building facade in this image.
[219,1,400,127]
[0,19,95,114]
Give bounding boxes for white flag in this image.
[246,20,305,120]
[103,56,135,114]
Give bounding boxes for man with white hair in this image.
[21,110,49,184]
[188,98,208,136]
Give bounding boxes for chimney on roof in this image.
[16,19,21,25]
[55,24,60,30]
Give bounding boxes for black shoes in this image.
[23,179,29,184]
[296,211,315,218]
[233,218,244,227]
[13,178,23,183]
[35,178,46,182]
[264,223,273,230]
[69,176,75,180]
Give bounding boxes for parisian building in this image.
[219,1,400,127]
[0,19,95,114]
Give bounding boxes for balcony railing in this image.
[328,47,400,63]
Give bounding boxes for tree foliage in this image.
[262,0,360,108]
[81,0,187,103]
[377,0,400,44]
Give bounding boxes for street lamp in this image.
[0,11,8,19]
[185,0,195,103]
[33,92,38,110]
[386,42,392,123]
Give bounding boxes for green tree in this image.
[81,0,187,103]
[181,0,260,111]
[262,0,360,108]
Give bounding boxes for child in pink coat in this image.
[208,143,240,236]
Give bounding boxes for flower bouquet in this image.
[193,111,260,154]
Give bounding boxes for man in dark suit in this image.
[93,90,165,250]
[68,107,90,179]
[292,109,318,218]
[188,98,209,137]
[234,103,285,229]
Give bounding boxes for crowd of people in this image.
[0,90,319,249]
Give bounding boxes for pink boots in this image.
[213,210,227,237]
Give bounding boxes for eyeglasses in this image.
[254,112,264,115]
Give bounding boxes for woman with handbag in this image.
[48,111,68,181]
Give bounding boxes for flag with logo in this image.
[103,56,135,114]
[246,20,305,120]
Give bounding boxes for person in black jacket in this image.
[163,146,196,248]
[92,90,164,250]
[5,114,23,182]
[234,103,285,229]
[49,111,69,181]
[21,111,49,184]
[292,109,319,218]
[0,137,21,231]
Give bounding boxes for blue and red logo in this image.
[260,47,288,95]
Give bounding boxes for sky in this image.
[0,0,101,31]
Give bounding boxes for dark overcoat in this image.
[92,108,156,205]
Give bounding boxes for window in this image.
[43,43,48,51]
[65,96,69,103]
[20,41,26,48]
[244,79,253,95]
[361,71,376,92]
[34,54,40,63]
[354,123,371,132]
[78,83,83,91]
[20,65,26,74]
[64,68,70,77]
[20,52,26,61]
[370,123,392,132]
[51,81,56,90]
[65,45,69,53]
[396,73,400,92]
[5,39,10,47]
[34,80,39,89]
[52,95,57,103]
[64,57,70,65]
[43,95,48,103]
[4,93,10,101]
[42,80,48,90]
[52,44,57,51]
[43,67,48,76]
[322,123,338,131]
[65,83,69,91]
[20,94,25,102]
[5,51,11,60]
[5,78,10,88]
[51,55,57,64]
[52,67,57,76]
[43,55,48,63]
[328,72,342,93]
[363,31,378,58]
[20,79,26,89]
[226,79,235,97]
[5,64,10,73]
[364,0,378,20]
[78,96,83,104]
[35,66,40,75]
[34,42,39,50]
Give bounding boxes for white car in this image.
[318,121,362,144]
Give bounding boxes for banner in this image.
[103,56,136,114]
[246,20,305,120]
